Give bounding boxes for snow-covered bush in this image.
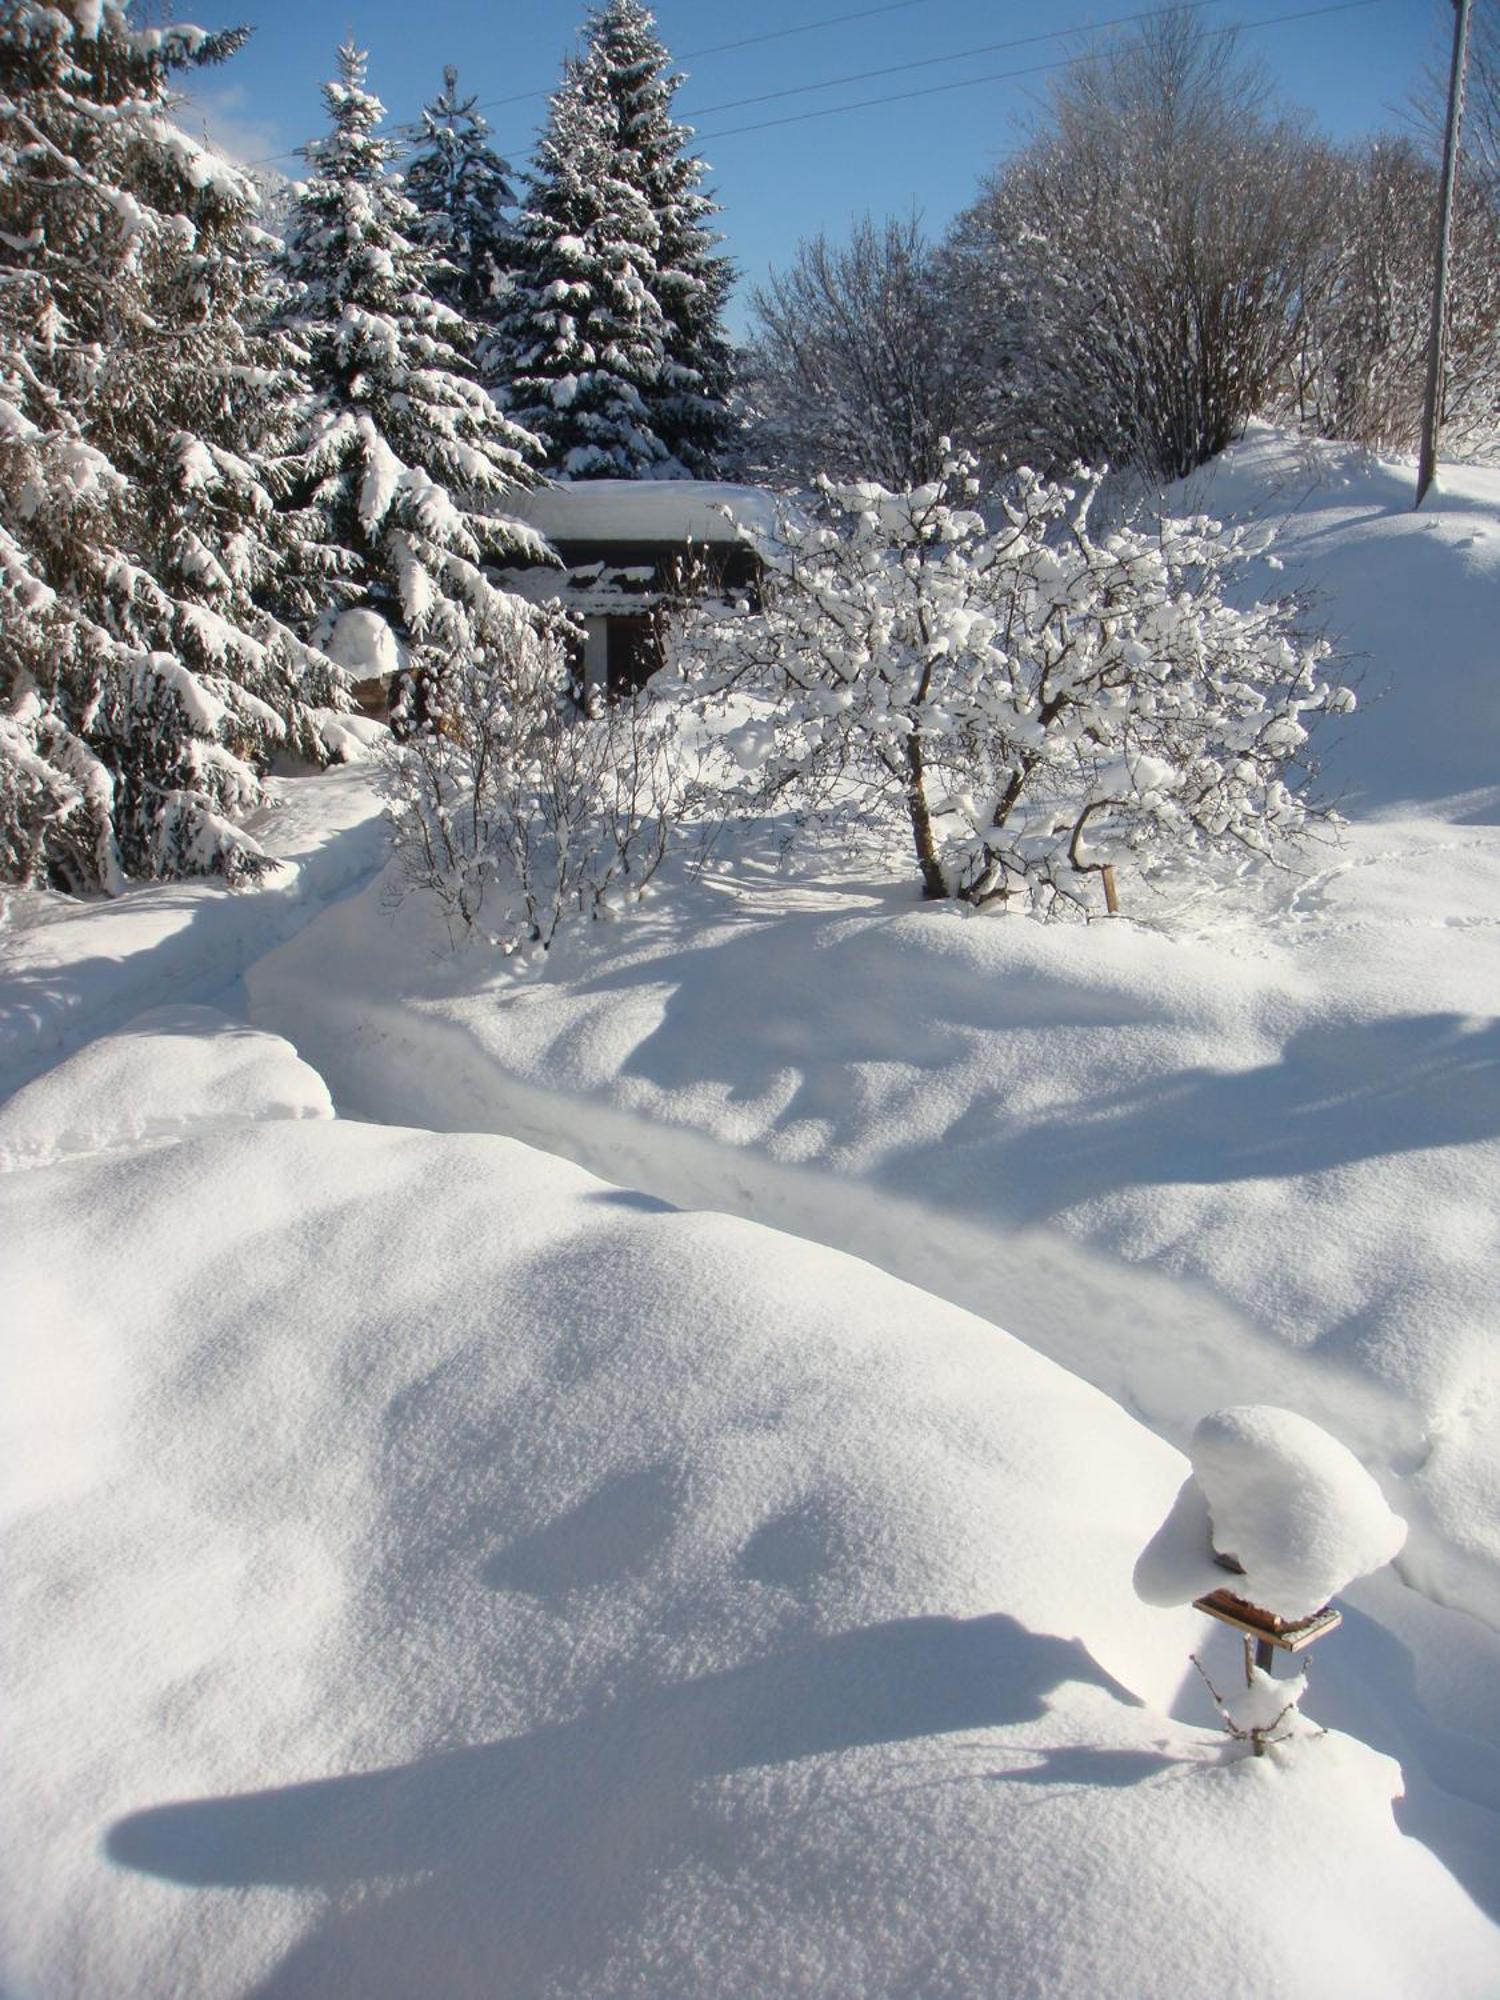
[672,451,1352,916]
[380,600,689,954]
[1191,1652,1320,1761]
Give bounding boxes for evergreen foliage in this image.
[0,0,350,892]
[499,0,735,478]
[403,65,517,336]
[273,40,549,686]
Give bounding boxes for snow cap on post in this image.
[1135,1405,1406,1623]
[1190,1406,1406,1621]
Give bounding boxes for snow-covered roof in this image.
[504,478,776,547]
[496,561,662,617]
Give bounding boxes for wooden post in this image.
[1416,0,1475,509]
[1101,865,1119,916]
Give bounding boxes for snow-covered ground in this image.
[5,1015,1499,1996]
[248,435,1500,1628]
[0,764,386,1101]
[6,431,1500,1993]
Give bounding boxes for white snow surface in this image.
[1191,1406,1408,1620]
[0,1003,330,1170]
[0,765,386,1098]
[245,435,1500,1634]
[5,1024,1498,1997]
[323,605,407,683]
[8,431,1500,1990]
[505,476,778,546]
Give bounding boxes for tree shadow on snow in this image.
[941,1010,1500,1222]
[105,1613,1170,1997]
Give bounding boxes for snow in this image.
[0,1003,330,1170]
[505,477,778,546]
[323,605,406,683]
[5,1020,1498,1996]
[0,766,386,1099]
[244,436,1500,1631]
[1134,1407,1408,1622]
[7,429,1500,1989]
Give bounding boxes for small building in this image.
[496,479,773,699]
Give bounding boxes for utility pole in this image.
[1416,0,1475,509]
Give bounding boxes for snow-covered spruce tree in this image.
[672,454,1352,916]
[497,0,735,477]
[272,40,547,694]
[595,0,737,475]
[403,66,517,336]
[0,0,352,892]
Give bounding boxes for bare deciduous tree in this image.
[948,11,1329,480]
[742,215,971,489]
[1278,137,1500,456]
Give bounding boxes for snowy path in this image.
[242,887,1500,1928]
[0,768,386,1100]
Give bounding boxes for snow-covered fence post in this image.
[1134,1406,1408,1757]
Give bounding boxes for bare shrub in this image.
[381,599,691,956]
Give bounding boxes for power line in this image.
[682,0,941,63]
[689,0,1236,121]
[232,0,1387,175]
[469,0,948,114]
[691,0,1388,143]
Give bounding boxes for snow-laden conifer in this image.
[587,0,736,474]
[0,0,352,891]
[403,66,517,336]
[272,41,548,687]
[499,0,735,478]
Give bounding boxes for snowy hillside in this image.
[5,1016,1498,1997]
[6,431,1500,1994]
[248,433,1500,1632]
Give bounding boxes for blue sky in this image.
[180,0,1454,333]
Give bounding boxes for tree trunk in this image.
[904,734,948,900]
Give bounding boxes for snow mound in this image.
[1191,1405,1408,1620]
[5,1024,1496,1996]
[0,1005,332,1170]
[239,433,1500,1629]
[323,605,406,683]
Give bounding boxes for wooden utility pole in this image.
[1416,0,1476,509]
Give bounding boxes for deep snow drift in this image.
[245,434,1500,1637]
[4,1017,1496,1998]
[7,430,1500,1994]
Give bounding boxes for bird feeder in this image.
[1193,1553,1342,1673]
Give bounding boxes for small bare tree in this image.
[742,215,972,489]
[381,598,690,956]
